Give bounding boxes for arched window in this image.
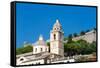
[20,58,24,61]
[54,34,56,40]
[45,48,48,51]
[40,48,42,52]
[54,28,56,30]
[35,48,37,52]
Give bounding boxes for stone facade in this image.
[16,19,65,65]
[50,19,64,57]
[33,35,49,54]
[72,30,96,43]
[16,19,96,65]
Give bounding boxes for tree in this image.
[16,45,33,55]
[86,29,90,33]
[64,41,81,56]
[64,37,68,41]
[73,33,78,37]
[76,40,96,55]
[68,34,72,38]
[64,39,96,56]
[76,39,90,54]
[76,39,87,43]
[80,31,85,35]
[89,41,96,52]
[67,34,72,43]
[76,56,89,62]
[47,42,50,52]
[93,27,96,31]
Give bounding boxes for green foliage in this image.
[73,33,78,37]
[68,34,72,38]
[89,41,96,52]
[76,56,89,62]
[76,39,87,43]
[86,29,90,32]
[80,31,85,35]
[64,39,96,56]
[47,42,50,46]
[47,42,50,52]
[16,45,33,55]
[64,37,68,41]
[93,27,96,31]
[92,52,96,56]
[67,34,73,43]
[64,41,80,56]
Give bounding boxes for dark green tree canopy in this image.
[16,45,33,55]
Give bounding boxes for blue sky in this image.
[16,3,96,48]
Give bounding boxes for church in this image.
[16,19,68,65]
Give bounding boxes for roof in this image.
[51,19,64,33]
[17,52,62,63]
[33,35,47,46]
[16,52,49,58]
[34,40,47,46]
[20,52,51,63]
[16,52,33,58]
[53,19,61,27]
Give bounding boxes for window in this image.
[38,62,40,64]
[20,58,24,61]
[54,34,56,40]
[45,48,47,51]
[54,28,56,30]
[40,48,42,52]
[35,48,37,52]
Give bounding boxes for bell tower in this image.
[50,19,64,57]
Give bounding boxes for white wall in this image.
[18,59,44,65]
[33,45,48,54]
[0,0,99,68]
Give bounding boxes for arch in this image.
[45,48,47,51]
[35,48,37,52]
[54,34,56,40]
[20,58,24,61]
[40,48,42,52]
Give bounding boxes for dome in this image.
[39,34,43,40]
[33,35,47,46]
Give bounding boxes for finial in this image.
[56,19,59,23]
[39,34,43,40]
[53,19,61,27]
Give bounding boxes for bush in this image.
[64,39,96,56]
[16,45,33,55]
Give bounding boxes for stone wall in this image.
[72,30,96,43]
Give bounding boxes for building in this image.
[72,30,96,43]
[16,19,65,65]
[16,19,96,65]
[33,35,49,54]
[50,19,64,57]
